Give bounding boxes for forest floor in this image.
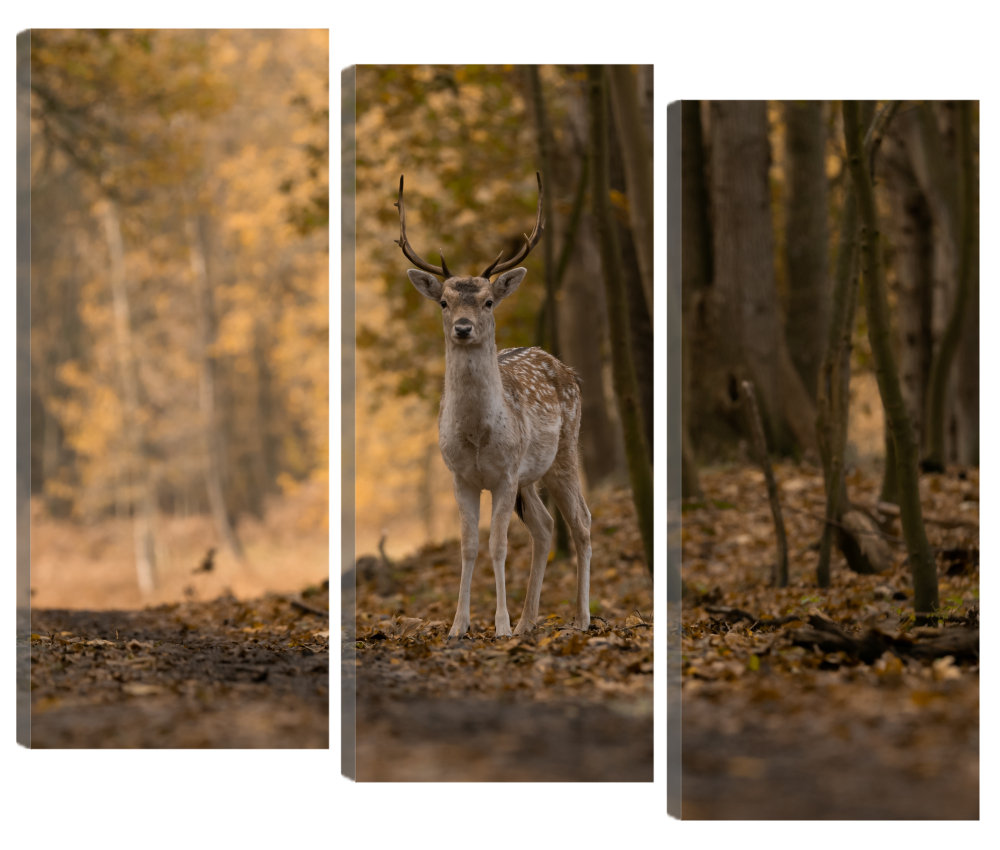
[28,583,329,748]
[350,486,654,781]
[29,483,329,610]
[681,461,979,819]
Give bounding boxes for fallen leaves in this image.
[682,461,979,816]
[354,486,653,711]
[30,585,330,748]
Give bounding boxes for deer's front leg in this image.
[489,475,518,638]
[449,477,481,638]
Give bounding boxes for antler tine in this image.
[439,251,451,280]
[481,171,545,279]
[394,175,447,278]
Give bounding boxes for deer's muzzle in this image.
[453,319,474,340]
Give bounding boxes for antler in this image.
[395,175,453,279]
[481,172,545,279]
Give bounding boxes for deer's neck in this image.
[442,337,506,435]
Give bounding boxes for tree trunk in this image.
[843,100,939,615]
[681,100,711,496]
[527,65,559,359]
[608,85,655,460]
[955,221,979,465]
[586,65,654,575]
[608,65,654,324]
[709,101,786,451]
[923,101,976,471]
[893,103,960,466]
[526,65,569,558]
[880,420,898,504]
[878,112,934,454]
[557,72,626,489]
[816,181,858,587]
[187,214,245,562]
[100,199,157,595]
[783,101,830,401]
[560,219,626,488]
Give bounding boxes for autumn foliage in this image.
[29,30,329,603]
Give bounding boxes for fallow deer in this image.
[396,173,593,638]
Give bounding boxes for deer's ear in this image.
[407,269,443,301]
[491,267,527,303]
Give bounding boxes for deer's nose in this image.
[454,320,473,338]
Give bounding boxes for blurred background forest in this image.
[355,64,655,562]
[29,30,329,609]
[682,101,979,485]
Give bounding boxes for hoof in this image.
[512,620,536,636]
[448,620,470,638]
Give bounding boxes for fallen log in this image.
[789,618,978,664]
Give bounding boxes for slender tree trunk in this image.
[815,102,890,580]
[527,65,559,359]
[608,65,654,324]
[559,215,625,487]
[816,182,858,587]
[526,65,569,558]
[681,100,711,498]
[783,101,830,400]
[558,76,626,489]
[100,199,157,595]
[187,214,245,562]
[843,100,939,615]
[608,88,655,460]
[955,231,979,465]
[923,101,976,471]
[880,421,899,504]
[587,65,654,575]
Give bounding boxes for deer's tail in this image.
[514,491,525,522]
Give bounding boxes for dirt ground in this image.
[681,461,979,819]
[29,586,329,748]
[351,486,654,782]
[29,485,329,611]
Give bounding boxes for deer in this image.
[395,172,592,639]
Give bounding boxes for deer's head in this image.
[395,173,543,347]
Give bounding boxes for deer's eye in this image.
[485,300,493,308]
[440,300,447,309]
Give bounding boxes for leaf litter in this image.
[682,461,978,819]
[352,485,653,781]
[29,583,329,748]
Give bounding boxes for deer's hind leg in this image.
[543,464,592,631]
[513,482,554,636]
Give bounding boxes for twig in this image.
[858,499,979,529]
[705,605,801,628]
[782,501,972,554]
[288,597,328,618]
[783,502,907,544]
[740,380,788,587]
